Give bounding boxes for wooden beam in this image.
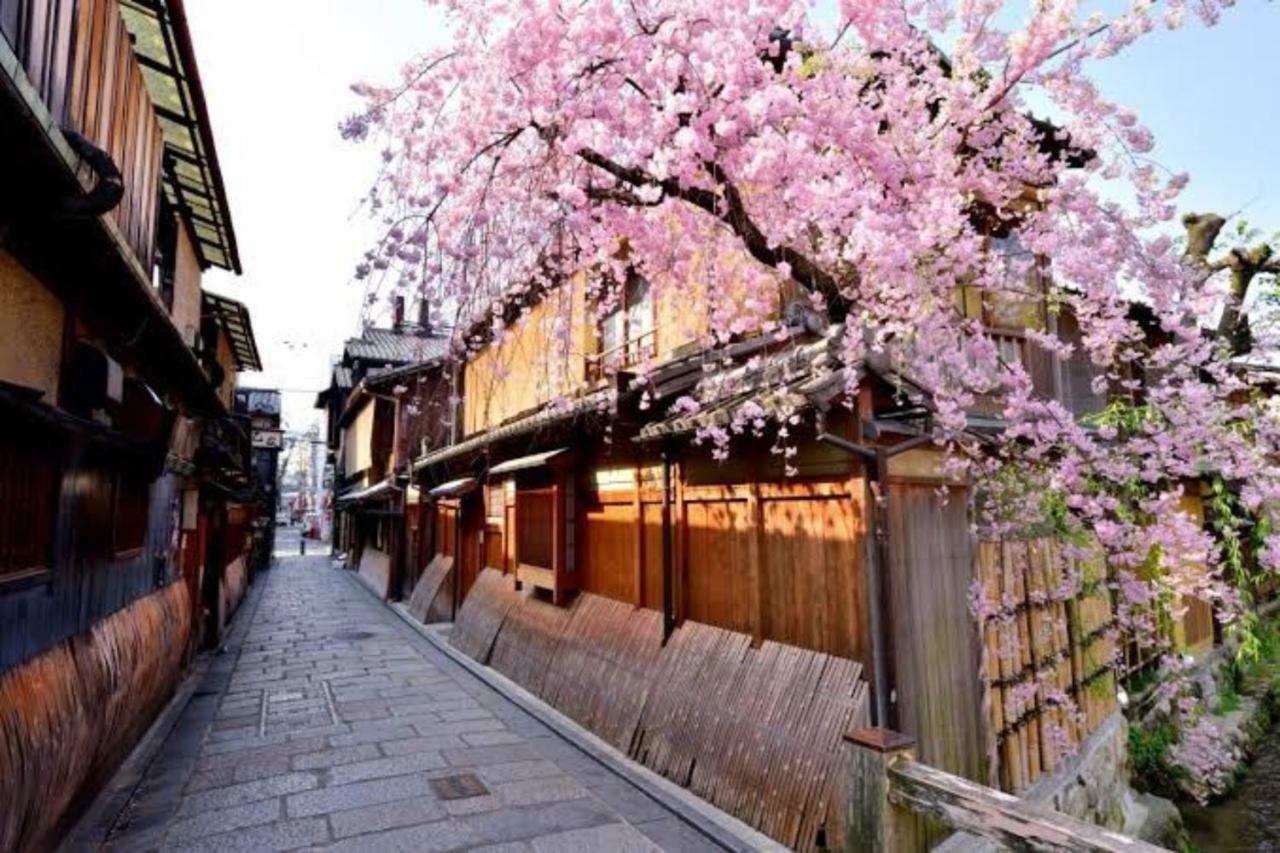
[888,758,1162,852]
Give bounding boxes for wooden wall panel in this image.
[760,485,867,666]
[641,501,664,611]
[579,498,638,604]
[887,482,985,784]
[681,495,754,636]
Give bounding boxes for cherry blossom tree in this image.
[344,0,1279,771]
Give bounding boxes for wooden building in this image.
[234,387,284,576]
[400,250,1215,847]
[0,2,261,848]
[316,299,453,601]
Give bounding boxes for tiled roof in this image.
[344,328,449,365]
[333,365,354,390]
[414,387,616,471]
[636,325,850,441]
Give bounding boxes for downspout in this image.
[815,408,931,729]
[660,445,675,643]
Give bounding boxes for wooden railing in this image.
[846,728,1162,852]
[1,0,163,271]
[585,328,657,381]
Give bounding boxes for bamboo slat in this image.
[449,578,869,852]
[449,568,518,662]
[405,555,454,624]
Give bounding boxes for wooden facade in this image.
[1,0,163,270]
[387,229,1241,849]
[0,2,254,847]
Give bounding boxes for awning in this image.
[488,448,569,476]
[413,387,614,471]
[429,477,477,498]
[119,0,241,272]
[337,480,399,505]
[203,292,262,372]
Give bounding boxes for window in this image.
[516,488,554,569]
[0,422,60,582]
[589,273,655,380]
[113,473,151,556]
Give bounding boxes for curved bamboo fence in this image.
[0,581,191,852]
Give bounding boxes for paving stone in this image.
[326,750,450,786]
[442,743,541,767]
[164,798,282,843]
[327,724,420,748]
[167,817,330,852]
[378,734,469,756]
[321,798,619,853]
[464,730,526,747]
[176,772,320,817]
[530,823,662,852]
[328,794,447,839]
[475,760,564,784]
[492,777,591,807]
[106,554,726,852]
[285,774,436,818]
[292,743,382,771]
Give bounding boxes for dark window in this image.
[113,473,150,556]
[0,421,60,582]
[152,196,178,312]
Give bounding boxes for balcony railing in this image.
[585,329,656,382]
[1,0,163,271]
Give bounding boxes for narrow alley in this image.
[97,531,722,852]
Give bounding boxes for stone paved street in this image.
[104,540,723,852]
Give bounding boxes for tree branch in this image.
[576,147,851,319]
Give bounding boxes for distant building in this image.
[315,297,453,598]
[234,387,283,570]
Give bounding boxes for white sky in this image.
[185,1,1279,435]
[185,0,450,435]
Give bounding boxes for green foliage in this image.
[1129,721,1184,795]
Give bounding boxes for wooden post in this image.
[844,728,920,853]
[747,478,764,648]
[551,475,565,606]
[633,463,644,608]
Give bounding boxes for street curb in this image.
[62,565,273,850]
[350,570,786,853]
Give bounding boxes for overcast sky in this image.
[186,0,1278,435]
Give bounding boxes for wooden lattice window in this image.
[0,421,60,582]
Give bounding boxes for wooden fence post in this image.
[845,728,921,853]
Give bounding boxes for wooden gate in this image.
[886,482,985,784]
